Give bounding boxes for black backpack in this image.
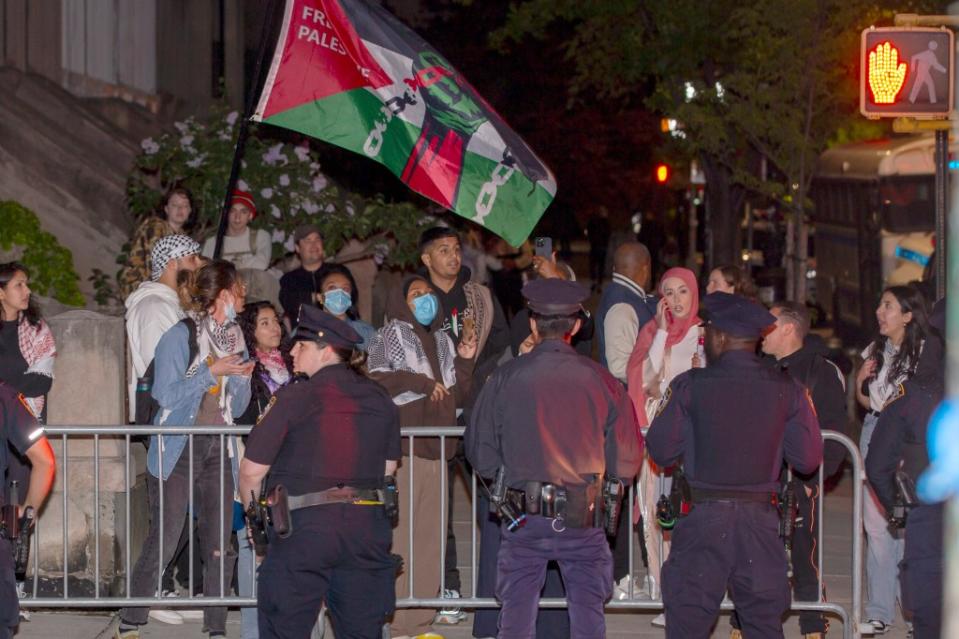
[134,318,199,425]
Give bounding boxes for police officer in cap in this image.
[0,382,55,638]
[647,292,822,638]
[465,278,643,637]
[866,298,946,638]
[239,305,401,639]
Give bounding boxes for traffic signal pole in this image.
[902,8,959,639]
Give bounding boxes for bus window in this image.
[879,176,935,233]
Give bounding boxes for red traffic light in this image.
[861,27,954,118]
[655,164,670,183]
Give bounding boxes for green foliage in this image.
[89,268,122,307]
[127,104,430,268]
[0,201,86,306]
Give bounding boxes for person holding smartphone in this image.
[624,267,704,627]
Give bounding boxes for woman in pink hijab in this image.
[622,267,703,623]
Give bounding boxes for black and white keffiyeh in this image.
[367,320,457,405]
[150,234,201,281]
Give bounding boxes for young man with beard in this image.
[418,226,510,624]
[279,224,325,330]
[124,234,202,624]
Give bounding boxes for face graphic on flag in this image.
[253,0,556,246]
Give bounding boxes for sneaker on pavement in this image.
[651,613,666,628]
[860,619,890,635]
[730,630,743,639]
[115,626,141,639]
[433,589,466,625]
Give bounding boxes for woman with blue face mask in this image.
[366,274,477,637]
[315,263,375,351]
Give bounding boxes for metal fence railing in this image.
[21,426,864,638]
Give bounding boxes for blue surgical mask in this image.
[412,293,439,326]
[323,288,352,316]
[224,303,237,323]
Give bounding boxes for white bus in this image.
[811,134,940,341]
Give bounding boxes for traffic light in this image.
[655,164,670,183]
[861,27,954,118]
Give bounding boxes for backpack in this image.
[134,318,199,425]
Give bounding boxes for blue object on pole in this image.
[918,398,959,502]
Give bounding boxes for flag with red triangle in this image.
[253,0,556,245]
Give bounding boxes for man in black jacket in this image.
[752,300,850,639]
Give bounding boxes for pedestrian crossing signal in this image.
[861,27,954,119]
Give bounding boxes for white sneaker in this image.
[433,589,466,625]
[612,575,652,601]
[860,619,891,635]
[148,609,184,625]
[651,613,666,628]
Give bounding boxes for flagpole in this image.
[213,0,280,259]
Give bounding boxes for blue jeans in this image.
[861,413,904,624]
[237,534,259,639]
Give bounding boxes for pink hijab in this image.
[626,267,701,426]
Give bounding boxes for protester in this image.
[596,242,656,383]
[625,266,704,625]
[314,263,376,351]
[279,224,325,328]
[705,264,758,300]
[854,284,928,635]
[202,190,271,270]
[116,260,253,639]
[119,187,195,299]
[418,225,509,621]
[124,235,203,622]
[460,227,502,287]
[0,262,56,621]
[232,300,295,639]
[366,274,476,638]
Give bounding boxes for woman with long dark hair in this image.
[0,262,55,419]
[855,284,928,634]
[0,261,56,620]
[233,300,293,639]
[314,263,376,351]
[117,260,253,639]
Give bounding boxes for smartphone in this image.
[534,236,553,259]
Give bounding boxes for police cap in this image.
[522,278,588,315]
[701,291,775,339]
[291,305,361,348]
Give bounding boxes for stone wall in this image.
[31,310,148,596]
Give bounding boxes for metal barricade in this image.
[20,426,864,637]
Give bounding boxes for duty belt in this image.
[690,487,776,504]
[505,482,602,529]
[288,486,384,511]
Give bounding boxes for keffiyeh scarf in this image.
[367,320,456,405]
[18,316,56,417]
[256,348,291,394]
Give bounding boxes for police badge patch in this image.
[882,383,907,410]
[256,396,278,425]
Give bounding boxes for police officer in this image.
[239,306,400,639]
[465,278,643,637]
[728,300,850,639]
[647,292,822,638]
[866,298,945,638]
[0,381,55,638]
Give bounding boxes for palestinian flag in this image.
[253,0,556,246]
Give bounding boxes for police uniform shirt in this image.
[244,364,401,494]
[647,350,823,493]
[0,382,42,505]
[866,379,940,513]
[465,339,643,488]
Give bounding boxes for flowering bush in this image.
[126,104,433,267]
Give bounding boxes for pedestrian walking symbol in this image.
[909,40,947,104]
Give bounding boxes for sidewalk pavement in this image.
[16,470,911,638]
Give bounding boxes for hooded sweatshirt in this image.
[367,283,474,459]
[125,281,185,416]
